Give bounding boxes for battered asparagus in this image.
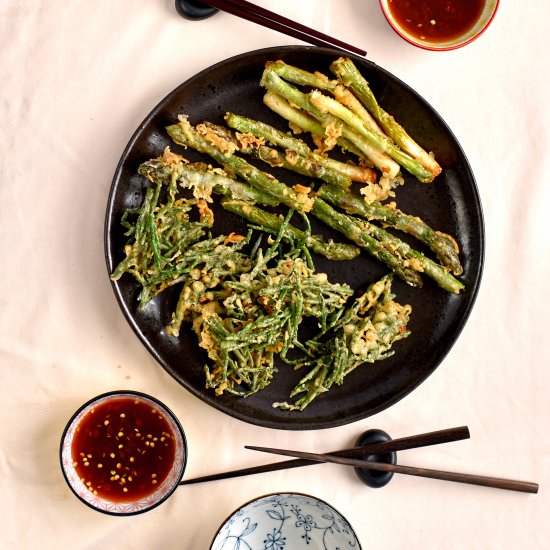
[317,184,463,275]
[311,199,423,287]
[261,68,402,178]
[139,154,360,261]
[166,116,314,213]
[330,57,442,179]
[224,112,377,185]
[268,59,383,135]
[203,120,353,188]
[221,199,360,261]
[138,154,280,206]
[308,89,434,183]
[350,217,464,294]
[167,117,423,286]
[225,111,311,156]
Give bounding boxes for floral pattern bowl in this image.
[210,492,362,550]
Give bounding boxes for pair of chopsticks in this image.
[180,426,538,493]
[200,0,367,56]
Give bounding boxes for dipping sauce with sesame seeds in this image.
[386,0,486,43]
[71,397,176,503]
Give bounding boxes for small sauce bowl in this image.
[379,0,499,51]
[60,390,187,515]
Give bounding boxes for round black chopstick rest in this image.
[354,429,396,488]
[175,0,218,20]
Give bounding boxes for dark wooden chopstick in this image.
[246,446,539,494]
[179,426,469,485]
[201,0,367,56]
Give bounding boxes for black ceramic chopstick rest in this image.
[175,0,218,20]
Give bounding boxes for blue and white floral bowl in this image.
[210,492,362,550]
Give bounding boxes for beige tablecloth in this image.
[1,1,548,548]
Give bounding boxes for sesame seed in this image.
[120,413,126,418]
[104,420,109,426]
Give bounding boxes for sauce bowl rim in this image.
[378,0,500,51]
[59,389,187,516]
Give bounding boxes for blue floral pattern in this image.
[211,493,361,550]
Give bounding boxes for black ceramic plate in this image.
[105,46,484,430]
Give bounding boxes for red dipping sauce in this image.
[386,0,486,43]
[71,397,177,503]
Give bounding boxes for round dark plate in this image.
[105,46,484,430]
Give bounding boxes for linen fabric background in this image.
[1,1,548,548]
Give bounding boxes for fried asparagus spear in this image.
[268,58,441,181]
[330,57,442,179]
[167,117,462,286]
[167,116,315,213]
[317,184,463,276]
[261,68,402,179]
[138,154,280,206]
[261,67,434,183]
[167,117,428,287]
[224,112,377,185]
[262,90,364,158]
[261,91,399,203]
[188,122,461,292]
[141,155,359,261]
[200,120,353,188]
[138,154,360,261]
[220,199,360,261]
[267,59,384,136]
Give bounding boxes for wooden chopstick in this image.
[179,426,469,485]
[246,446,539,494]
[202,0,367,56]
